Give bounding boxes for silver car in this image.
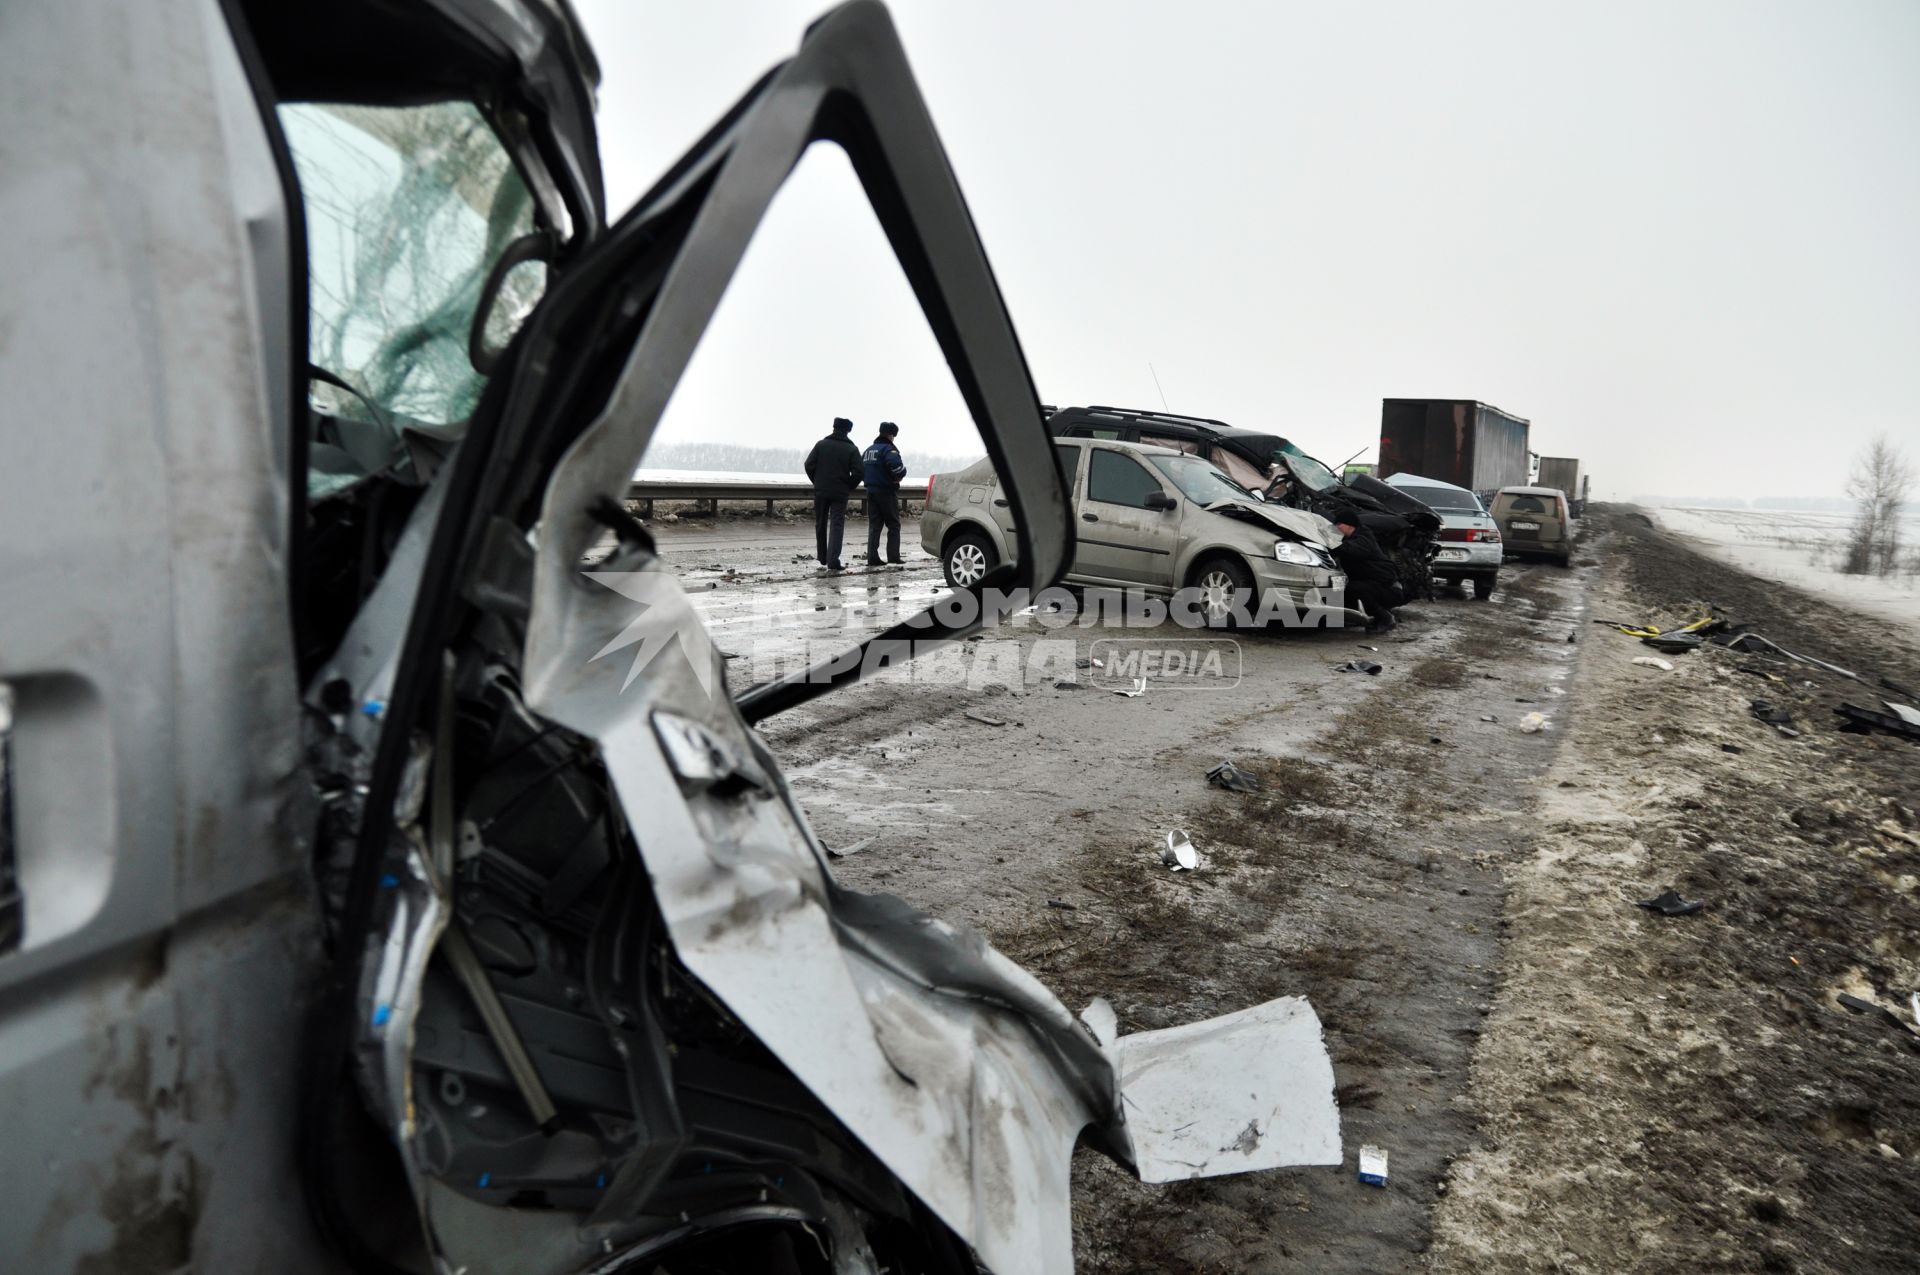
[925,439,1351,624]
[1384,472,1504,598]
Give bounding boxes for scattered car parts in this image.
[1207,760,1262,793]
[1637,889,1705,917]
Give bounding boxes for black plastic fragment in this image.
[1835,994,1914,1034]
[1834,703,1920,742]
[1636,889,1705,917]
[1206,760,1261,793]
[1335,660,1383,676]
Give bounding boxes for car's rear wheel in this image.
[1194,555,1253,628]
[942,530,996,589]
[1471,574,1494,600]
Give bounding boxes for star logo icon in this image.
[582,569,719,699]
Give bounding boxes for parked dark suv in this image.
[1048,404,1288,491]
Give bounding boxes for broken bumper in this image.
[1432,543,1502,572]
[515,565,1340,1274]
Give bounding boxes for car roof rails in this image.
[1065,404,1247,433]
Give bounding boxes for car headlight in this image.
[1275,541,1319,566]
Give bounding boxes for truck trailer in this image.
[1536,456,1587,515]
[1378,399,1530,497]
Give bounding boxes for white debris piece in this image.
[1112,997,1342,1183]
[1358,1144,1389,1187]
[1079,998,1118,1048]
[1632,656,1675,671]
[1519,712,1551,733]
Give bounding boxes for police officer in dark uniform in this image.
[804,416,863,570]
[1330,505,1401,633]
[861,421,907,566]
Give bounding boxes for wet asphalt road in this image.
[651,512,1591,1274]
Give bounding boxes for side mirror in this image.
[1144,491,1176,511]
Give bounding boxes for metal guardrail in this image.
[627,478,919,518]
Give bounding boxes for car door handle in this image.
[1081,512,1099,522]
[993,498,1008,507]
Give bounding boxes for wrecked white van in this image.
[0,2,1338,1271]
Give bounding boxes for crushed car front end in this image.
[301,4,1345,1261]
[4,2,1341,1272]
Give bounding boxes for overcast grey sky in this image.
[575,0,1918,498]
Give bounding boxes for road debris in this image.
[1716,629,1860,680]
[1632,656,1675,671]
[1750,699,1799,736]
[1046,899,1078,911]
[1480,714,1497,722]
[824,836,877,859]
[1603,613,1863,681]
[1112,678,1149,697]
[1637,888,1705,917]
[1336,660,1383,675]
[964,710,1008,727]
[1206,760,1262,793]
[1834,702,1920,742]
[1162,830,1200,872]
[1358,1145,1389,1187]
[1835,994,1916,1035]
[1518,712,1551,733]
[1598,614,1724,639]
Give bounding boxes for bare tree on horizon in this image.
[1841,434,1913,577]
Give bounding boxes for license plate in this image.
[1510,520,1540,531]
[1436,548,1468,561]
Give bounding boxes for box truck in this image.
[1535,456,1586,515]
[1378,399,1530,497]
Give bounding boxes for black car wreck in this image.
[0,2,1340,1273]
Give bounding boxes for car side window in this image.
[1053,443,1084,493]
[1084,427,1121,440]
[1088,450,1164,508]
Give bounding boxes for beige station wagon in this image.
[1490,485,1574,565]
[923,438,1354,625]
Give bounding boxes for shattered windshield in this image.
[282,102,546,493]
[1153,454,1256,505]
[1276,442,1340,493]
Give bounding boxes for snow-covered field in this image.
[1650,505,1920,634]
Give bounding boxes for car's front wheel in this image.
[942,530,996,589]
[1193,555,1254,628]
